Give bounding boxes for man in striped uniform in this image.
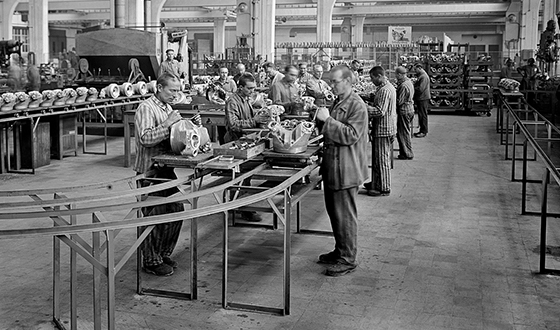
[363,66,397,197]
[395,66,414,160]
[134,72,200,276]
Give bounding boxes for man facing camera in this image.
[315,65,369,277]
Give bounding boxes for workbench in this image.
[123,106,226,167]
[0,95,150,174]
[147,143,324,316]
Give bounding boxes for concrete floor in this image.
[1,113,560,330]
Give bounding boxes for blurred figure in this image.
[26,52,41,92]
[7,53,23,92]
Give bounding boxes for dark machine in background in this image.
[75,28,189,87]
[0,40,23,68]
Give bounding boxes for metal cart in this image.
[466,83,492,116]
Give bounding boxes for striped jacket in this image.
[367,80,397,137]
[397,77,415,115]
[134,96,173,174]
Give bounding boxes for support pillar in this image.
[352,15,365,57]
[144,0,152,30]
[115,0,126,28]
[1,0,20,41]
[543,0,556,29]
[317,0,336,43]
[28,0,49,64]
[149,0,165,33]
[214,18,226,58]
[519,0,541,60]
[254,0,276,62]
[128,0,145,29]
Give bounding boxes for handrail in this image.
[503,99,560,186]
[0,162,318,238]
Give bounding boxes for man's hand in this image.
[163,110,182,128]
[191,113,202,126]
[314,106,330,122]
[253,113,269,125]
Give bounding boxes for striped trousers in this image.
[138,167,184,267]
[397,111,414,159]
[371,135,394,193]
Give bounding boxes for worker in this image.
[500,59,514,79]
[297,62,313,85]
[314,65,369,277]
[517,58,540,91]
[134,72,200,276]
[413,64,430,138]
[394,66,414,160]
[26,52,41,92]
[224,73,268,221]
[263,62,284,87]
[215,67,237,95]
[233,63,248,86]
[350,59,363,80]
[158,49,184,78]
[363,66,397,197]
[269,65,301,115]
[305,64,332,107]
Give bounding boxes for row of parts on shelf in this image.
[0,81,157,112]
[276,41,419,49]
[401,53,493,112]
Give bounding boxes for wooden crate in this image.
[21,121,51,169]
[213,140,266,159]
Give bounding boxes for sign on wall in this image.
[388,26,412,44]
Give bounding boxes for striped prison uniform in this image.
[367,80,397,192]
[396,77,415,159]
[134,96,184,267]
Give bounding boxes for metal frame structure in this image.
[0,157,323,328]
[497,90,560,275]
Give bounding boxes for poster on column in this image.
[388,26,412,44]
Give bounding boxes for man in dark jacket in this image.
[315,65,369,277]
[413,64,430,138]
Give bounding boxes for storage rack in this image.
[464,58,493,115]
[426,57,465,111]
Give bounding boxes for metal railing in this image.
[498,90,560,275]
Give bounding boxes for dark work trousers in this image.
[372,135,394,193]
[397,111,414,159]
[324,186,358,265]
[138,167,184,267]
[416,99,429,134]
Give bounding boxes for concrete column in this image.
[128,0,144,29]
[150,0,165,33]
[317,0,336,43]
[352,15,365,58]
[115,0,126,28]
[519,0,541,59]
[254,0,275,62]
[0,0,20,40]
[28,0,49,63]
[213,18,226,57]
[144,0,152,30]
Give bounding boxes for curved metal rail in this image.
[0,159,321,329]
[498,91,560,275]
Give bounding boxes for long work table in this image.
[0,94,152,174]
